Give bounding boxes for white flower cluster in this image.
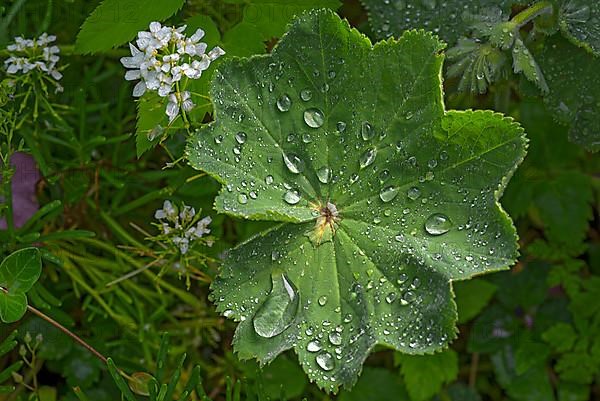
[4,33,63,88]
[121,22,225,123]
[154,200,212,254]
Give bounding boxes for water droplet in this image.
[300,89,312,101]
[359,147,377,169]
[378,169,390,183]
[265,175,274,185]
[283,153,305,174]
[253,273,299,338]
[276,94,291,112]
[361,121,375,141]
[283,190,301,205]
[317,167,332,184]
[214,135,223,144]
[316,352,335,371]
[379,186,399,203]
[385,292,397,303]
[302,133,312,143]
[238,193,248,204]
[336,121,346,133]
[343,313,353,323]
[329,332,342,346]
[307,340,321,352]
[304,108,325,128]
[407,187,421,200]
[425,213,452,236]
[318,295,328,306]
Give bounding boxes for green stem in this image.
[512,1,554,28]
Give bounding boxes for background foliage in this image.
[0,0,598,400]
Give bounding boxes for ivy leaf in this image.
[537,34,600,152]
[187,9,526,391]
[0,248,42,323]
[395,350,458,401]
[558,0,600,56]
[75,0,185,54]
[360,0,515,43]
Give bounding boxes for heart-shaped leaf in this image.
[187,9,526,391]
[0,248,42,323]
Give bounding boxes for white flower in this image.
[166,91,195,123]
[4,33,62,82]
[155,200,178,222]
[121,21,225,118]
[193,216,212,238]
[180,205,196,224]
[172,236,190,254]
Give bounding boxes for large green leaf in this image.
[187,9,526,391]
[75,0,185,54]
[360,0,516,44]
[0,248,42,323]
[537,34,600,152]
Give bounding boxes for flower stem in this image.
[512,1,554,28]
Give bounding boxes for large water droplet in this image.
[307,340,321,352]
[283,190,301,205]
[329,332,342,346]
[238,193,248,204]
[359,147,377,169]
[317,167,332,184]
[379,186,399,203]
[425,213,452,236]
[361,121,375,141]
[283,153,305,174]
[252,273,299,338]
[276,94,291,112]
[316,352,335,371]
[304,108,325,128]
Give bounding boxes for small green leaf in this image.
[75,0,185,54]
[542,323,577,353]
[188,9,526,391]
[512,37,548,93]
[396,350,458,401]
[515,340,551,375]
[0,248,42,293]
[558,0,600,56]
[339,367,408,401]
[0,292,27,323]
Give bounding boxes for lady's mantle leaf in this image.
[537,35,600,152]
[558,0,600,56]
[186,9,526,391]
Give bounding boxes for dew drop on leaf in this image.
[361,121,375,141]
[317,167,332,184]
[235,132,247,144]
[238,193,248,204]
[277,94,292,112]
[407,186,421,200]
[300,89,313,101]
[304,108,325,128]
[336,121,347,132]
[385,292,397,304]
[283,190,301,205]
[318,295,328,306]
[252,273,299,338]
[265,175,274,185]
[424,213,452,236]
[379,186,399,203]
[359,147,377,168]
[307,340,322,352]
[328,332,342,346]
[316,352,335,371]
[283,153,305,174]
